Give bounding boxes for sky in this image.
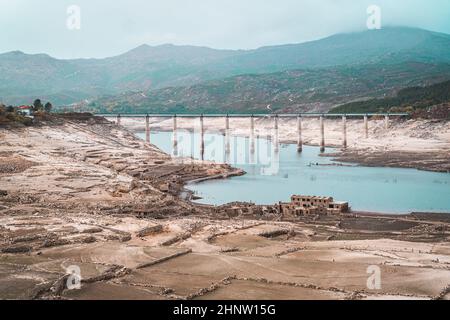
[1,0,450,59]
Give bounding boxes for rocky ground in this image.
[1,116,450,300]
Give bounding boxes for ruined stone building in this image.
[280,195,349,216]
[215,202,280,218]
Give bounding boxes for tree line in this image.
[0,99,53,114]
[32,99,53,113]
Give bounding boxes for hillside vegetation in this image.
[330,80,450,115]
[81,62,450,114]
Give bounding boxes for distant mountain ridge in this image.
[0,44,242,105]
[1,27,450,109]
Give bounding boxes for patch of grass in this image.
[0,112,33,126]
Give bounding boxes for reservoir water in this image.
[137,131,450,214]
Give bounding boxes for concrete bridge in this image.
[98,113,409,154]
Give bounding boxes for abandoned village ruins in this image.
[220,195,349,219]
[281,195,349,216]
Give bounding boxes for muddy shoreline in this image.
[325,150,450,173]
[1,116,449,300]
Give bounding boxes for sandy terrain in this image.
[1,116,449,300]
[117,116,450,172]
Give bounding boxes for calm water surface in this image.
[137,131,450,214]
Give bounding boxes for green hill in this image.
[81,62,450,114]
[330,80,450,114]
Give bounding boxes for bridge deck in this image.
[98,113,409,118]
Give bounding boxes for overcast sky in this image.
[1,0,450,59]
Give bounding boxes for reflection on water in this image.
[137,130,450,214]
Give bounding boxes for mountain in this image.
[330,80,450,114]
[1,27,450,107]
[207,27,450,74]
[82,62,450,114]
[81,44,242,91]
[0,45,240,105]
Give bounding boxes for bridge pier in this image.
[200,114,205,160]
[364,115,369,139]
[342,115,347,149]
[250,115,255,155]
[145,114,150,143]
[274,115,279,153]
[297,115,302,153]
[173,114,177,131]
[172,115,178,156]
[103,113,408,158]
[320,115,325,153]
[225,115,230,156]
